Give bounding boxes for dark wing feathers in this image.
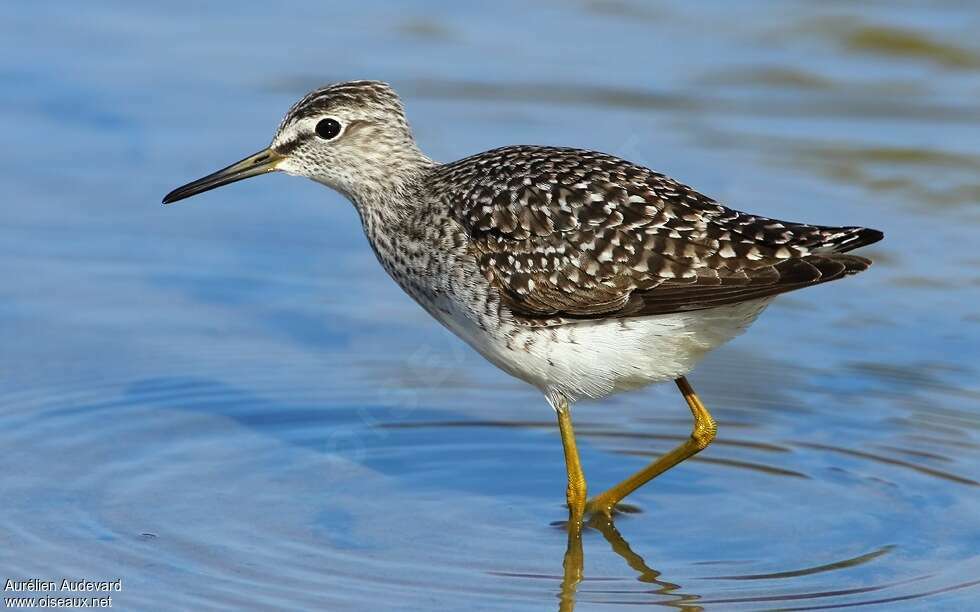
[631,255,871,315]
[434,146,882,322]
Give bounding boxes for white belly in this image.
[444,299,771,402]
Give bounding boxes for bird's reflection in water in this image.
[559,525,583,612]
[558,513,701,611]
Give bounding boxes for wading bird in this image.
[164,81,882,524]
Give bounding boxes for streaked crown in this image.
[278,80,410,134]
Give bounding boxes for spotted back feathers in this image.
[430,146,882,321]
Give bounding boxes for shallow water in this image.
[2,1,979,610]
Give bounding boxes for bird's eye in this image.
[315,118,342,140]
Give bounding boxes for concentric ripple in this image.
[2,362,977,610]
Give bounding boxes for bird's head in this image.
[163,80,431,205]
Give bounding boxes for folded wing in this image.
[435,146,882,322]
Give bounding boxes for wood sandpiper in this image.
[163,80,883,525]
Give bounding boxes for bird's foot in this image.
[555,500,642,532]
[584,498,642,519]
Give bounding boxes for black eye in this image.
[315,118,342,140]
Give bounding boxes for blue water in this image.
[2,1,979,610]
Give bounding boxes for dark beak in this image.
[162,148,284,204]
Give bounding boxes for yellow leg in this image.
[586,376,717,516]
[555,394,586,611]
[555,397,587,524]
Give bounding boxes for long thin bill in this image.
[162,148,283,204]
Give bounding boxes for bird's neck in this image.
[352,158,444,271]
[345,153,438,221]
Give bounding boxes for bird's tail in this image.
[805,226,884,254]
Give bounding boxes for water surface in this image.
[1,1,978,610]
